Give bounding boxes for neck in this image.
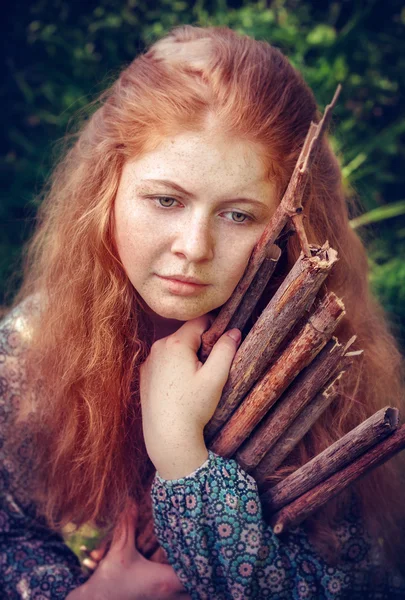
[147,312,185,342]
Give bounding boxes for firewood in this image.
[261,406,399,511]
[137,85,405,553]
[204,243,339,442]
[235,336,356,472]
[253,371,344,485]
[269,424,405,535]
[227,244,281,332]
[209,292,345,457]
[199,85,342,362]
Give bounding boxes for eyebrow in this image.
[139,178,271,210]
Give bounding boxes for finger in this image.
[80,542,107,563]
[201,328,241,389]
[82,557,99,571]
[166,315,211,353]
[89,537,109,561]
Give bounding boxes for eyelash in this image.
[151,196,254,225]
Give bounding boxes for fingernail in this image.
[227,329,241,344]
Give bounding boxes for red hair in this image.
[10,25,405,561]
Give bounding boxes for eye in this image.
[231,212,249,223]
[222,211,252,224]
[156,196,178,208]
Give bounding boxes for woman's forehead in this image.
[123,130,274,198]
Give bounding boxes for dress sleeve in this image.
[151,450,405,600]
[0,301,88,599]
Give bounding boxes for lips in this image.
[158,274,208,285]
[156,274,209,297]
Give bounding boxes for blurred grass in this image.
[64,524,102,554]
[63,523,105,568]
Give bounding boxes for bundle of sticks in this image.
[137,85,405,559]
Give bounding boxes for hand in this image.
[67,508,191,600]
[81,539,169,572]
[140,314,241,477]
[80,538,109,572]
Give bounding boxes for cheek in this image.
[114,204,157,266]
[218,237,256,285]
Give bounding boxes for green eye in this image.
[231,212,248,223]
[157,197,176,207]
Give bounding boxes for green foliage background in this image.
[2,0,405,351]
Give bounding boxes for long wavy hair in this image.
[10,25,405,563]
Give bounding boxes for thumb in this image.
[202,329,241,389]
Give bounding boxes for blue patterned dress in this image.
[0,301,88,598]
[1,301,404,599]
[152,452,405,599]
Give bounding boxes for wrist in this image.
[66,581,108,600]
[66,583,91,600]
[151,430,209,480]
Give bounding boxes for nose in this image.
[171,215,214,262]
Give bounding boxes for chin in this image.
[151,300,218,322]
[159,307,208,321]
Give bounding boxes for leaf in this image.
[306,24,336,46]
[350,201,405,229]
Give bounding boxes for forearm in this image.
[66,581,107,600]
[148,427,209,480]
[66,585,89,600]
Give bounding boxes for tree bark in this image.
[209,292,345,457]
[269,424,405,535]
[204,243,339,442]
[227,244,281,332]
[235,336,355,472]
[262,406,399,511]
[253,371,344,485]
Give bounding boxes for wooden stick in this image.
[253,371,344,485]
[209,292,345,457]
[199,85,342,361]
[227,244,281,332]
[262,406,399,511]
[269,424,405,535]
[291,213,311,258]
[204,243,339,442]
[235,336,355,472]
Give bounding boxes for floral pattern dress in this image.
[0,301,88,599]
[152,452,405,599]
[1,301,405,599]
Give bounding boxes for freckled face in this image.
[113,130,278,321]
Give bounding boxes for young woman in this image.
[1,25,404,599]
